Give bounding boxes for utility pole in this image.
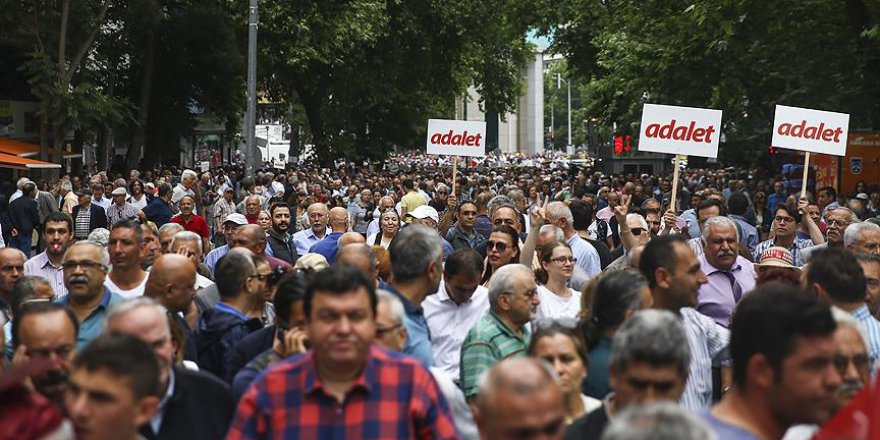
[245,0,258,178]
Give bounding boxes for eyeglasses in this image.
[630,227,647,236]
[250,273,271,282]
[774,216,796,224]
[375,323,402,336]
[62,260,106,271]
[503,288,538,300]
[833,353,870,374]
[826,219,850,227]
[551,256,577,264]
[487,241,509,252]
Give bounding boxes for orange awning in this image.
[0,152,61,169]
[0,138,40,157]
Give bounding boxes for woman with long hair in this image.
[535,241,580,320]
[528,321,601,424]
[127,179,149,210]
[367,209,400,249]
[579,270,651,399]
[481,225,521,285]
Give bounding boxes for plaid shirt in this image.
[753,237,815,267]
[459,310,530,398]
[227,346,459,440]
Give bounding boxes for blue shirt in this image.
[292,228,325,256]
[309,231,344,264]
[384,285,433,366]
[568,234,601,277]
[58,288,125,351]
[730,214,759,255]
[205,245,229,276]
[703,412,761,440]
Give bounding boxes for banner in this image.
[637,104,722,158]
[771,105,849,156]
[426,119,486,157]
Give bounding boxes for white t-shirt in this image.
[104,273,148,299]
[535,285,582,320]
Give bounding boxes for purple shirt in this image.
[697,255,756,327]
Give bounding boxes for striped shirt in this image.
[753,237,815,267]
[105,202,140,228]
[23,251,68,297]
[680,307,731,412]
[75,206,91,239]
[459,310,530,398]
[851,305,880,375]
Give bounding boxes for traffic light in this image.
[614,135,624,155]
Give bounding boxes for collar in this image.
[385,284,422,315]
[487,309,528,340]
[305,347,378,397]
[699,255,743,276]
[36,252,62,270]
[215,302,249,321]
[852,305,872,320]
[157,368,176,412]
[59,287,114,310]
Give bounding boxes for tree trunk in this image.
[126,31,156,172]
[297,87,332,167]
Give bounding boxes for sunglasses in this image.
[630,227,647,236]
[487,241,509,252]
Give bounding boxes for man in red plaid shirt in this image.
[226,264,459,440]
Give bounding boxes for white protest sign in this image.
[638,104,722,158]
[426,119,486,157]
[771,105,849,156]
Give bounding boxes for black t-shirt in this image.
[564,405,609,440]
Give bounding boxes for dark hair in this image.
[582,270,648,350]
[819,186,837,199]
[568,199,593,231]
[10,276,54,317]
[697,199,727,218]
[755,268,802,287]
[403,179,414,190]
[482,224,522,284]
[128,179,142,195]
[274,271,309,325]
[214,252,255,300]
[638,235,687,289]
[535,240,571,285]
[444,249,484,279]
[528,321,588,367]
[727,193,749,216]
[110,218,144,242]
[458,201,477,214]
[269,202,290,217]
[12,302,79,348]
[730,283,835,385]
[304,265,377,319]
[73,333,161,399]
[42,211,73,234]
[775,203,801,224]
[807,248,867,303]
[157,182,173,198]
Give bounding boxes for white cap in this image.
[407,205,439,223]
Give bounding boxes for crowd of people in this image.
[1,154,880,440]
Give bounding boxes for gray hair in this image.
[87,228,110,247]
[488,195,516,217]
[601,402,715,440]
[701,216,739,243]
[610,310,691,376]
[170,230,203,253]
[105,297,170,331]
[826,207,858,224]
[60,180,72,192]
[388,225,443,282]
[545,201,574,225]
[844,221,880,248]
[830,306,868,347]
[158,222,184,236]
[181,169,198,181]
[66,240,110,266]
[487,264,534,306]
[507,188,525,202]
[626,213,648,230]
[376,289,406,326]
[539,224,564,242]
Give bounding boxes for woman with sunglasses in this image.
[367,209,400,249]
[528,320,601,424]
[481,225,521,285]
[535,241,581,320]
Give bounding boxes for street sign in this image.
[638,104,722,158]
[426,119,486,157]
[771,105,849,156]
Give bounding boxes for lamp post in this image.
[555,73,572,152]
[245,0,259,177]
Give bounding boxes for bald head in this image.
[336,243,377,281]
[475,358,565,439]
[328,207,349,231]
[232,224,266,255]
[143,254,197,314]
[307,203,330,234]
[338,231,366,248]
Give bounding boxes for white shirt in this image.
[535,285,582,320]
[423,281,489,380]
[104,273,148,298]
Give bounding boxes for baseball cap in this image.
[754,246,799,271]
[224,213,248,226]
[407,205,439,223]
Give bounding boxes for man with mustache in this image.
[696,216,756,327]
[58,240,124,350]
[25,212,75,297]
[11,302,79,408]
[265,203,298,265]
[308,207,350,264]
[800,207,858,265]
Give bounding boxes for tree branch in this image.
[63,0,111,85]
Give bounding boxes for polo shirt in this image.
[57,288,125,351]
[384,285,433,367]
[170,214,210,238]
[423,281,489,380]
[459,310,530,398]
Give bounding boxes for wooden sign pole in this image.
[670,155,682,213]
[801,151,811,199]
